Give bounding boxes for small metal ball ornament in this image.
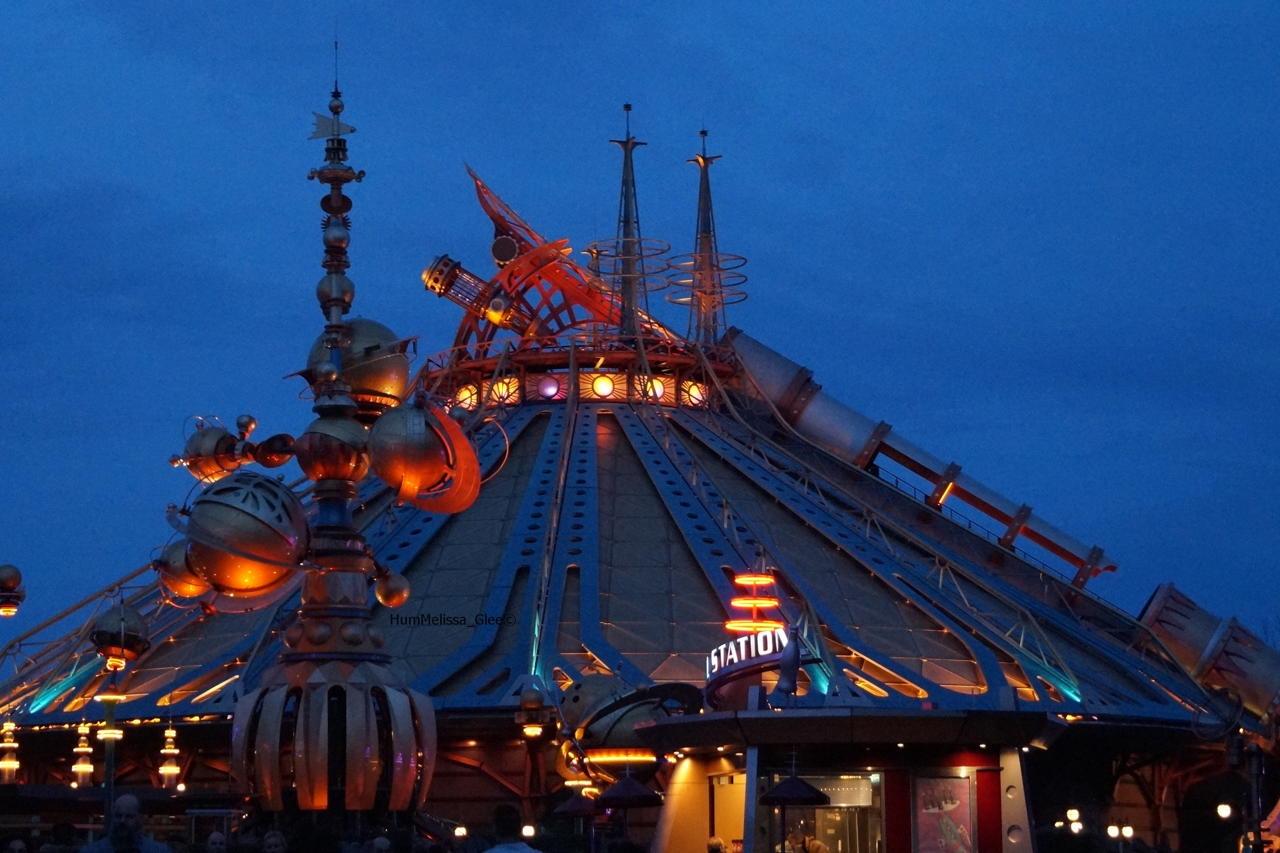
[375,573,411,608]
[0,565,25,618]
[295,415,369,482]
[90,604,150,671]
[179,423,241,483]
[185,471,310,598]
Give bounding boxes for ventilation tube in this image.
[723,328,1115,579]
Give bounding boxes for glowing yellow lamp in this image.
[455,384,479,411]
[725,571,785,633]
[592,375,615,398]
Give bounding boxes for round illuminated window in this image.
[538,376,561,399]
[683,381,707,406]
[644,378,665,400]
[491,377,519,404]
[455,384,479,410]
[592,375,615,398]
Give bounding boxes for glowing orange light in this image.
[522,723,545,739]
[643,377,665,400]
[103,656,127,672]
[0,605,17,618]
[491,377,519,404]
[591,375,615,398]
[725,618,786,632]
[730,596,780,609]
[96,727,123,742]
[455,384,479,411]
[583,748,657,765]
[726,571,784,633]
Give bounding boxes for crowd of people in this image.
[2,797,586,853]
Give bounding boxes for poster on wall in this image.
[913,775,974,853]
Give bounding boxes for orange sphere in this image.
[375,573,411,608]
[306,318,410,417]
[368,404,447,497]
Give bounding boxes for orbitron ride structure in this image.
[2,92,1279,853]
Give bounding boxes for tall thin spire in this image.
[611,104,646,337]
[669,129,747,345]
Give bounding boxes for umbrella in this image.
[595,773,663,809]
[554,790,601,817]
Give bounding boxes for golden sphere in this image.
[375,573,411,608]
[295,415,369,482]
[0,565,21,593]
[186,472,309,598]
[306,318,411,417]
[369,404,447,497]
[156,540,211,599]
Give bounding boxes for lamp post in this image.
[158,726,180,790]
[72,724,94,787]
[0,720,19,783]
[94,683,125,819]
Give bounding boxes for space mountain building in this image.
[2,93,1279,853]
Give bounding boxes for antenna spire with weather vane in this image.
[668,129,747,346]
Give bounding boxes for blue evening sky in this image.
[2,3,1278,643]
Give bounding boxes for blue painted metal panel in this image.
[674,410,1201,721]
[534,404,650,687]
[415,405,571,706]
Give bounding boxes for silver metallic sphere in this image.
[185,471,310,598]
[329,97,344,115]
[323,217,350,250]
[182,424,241,483]
[369,400,482,514]
[306,318,412,418]
[155,539,211,600]
[0,564,21,593]
[314,361,339,382]
[90,603,150,669]
[295,414,369,482]
[316,273,355,310]
[236,414,258,436]
[368,403,446,496]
